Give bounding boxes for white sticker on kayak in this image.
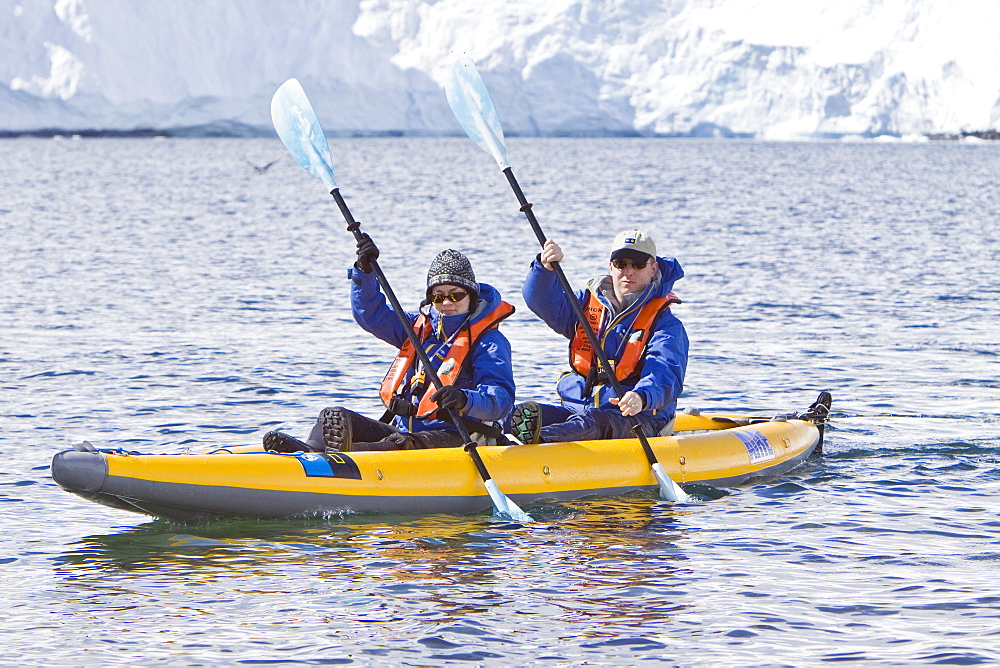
[734,430,776,464]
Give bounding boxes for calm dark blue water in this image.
[2,136,999,665]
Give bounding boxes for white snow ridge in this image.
[2,0,998,137]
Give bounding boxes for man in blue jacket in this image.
[511,229,688,445]
[264,241,516,453]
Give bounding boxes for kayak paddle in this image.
[270,78,532,523]
[446,58,689,503]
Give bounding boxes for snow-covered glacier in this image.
[2,0,998,137]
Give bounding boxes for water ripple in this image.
[2,137,1000,664]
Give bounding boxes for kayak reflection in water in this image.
[509,229,689,445]
[263,238,516,453]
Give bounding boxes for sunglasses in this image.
[430,290,469,304]
[611,258,649,270]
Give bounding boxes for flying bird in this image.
[246,158,279,173]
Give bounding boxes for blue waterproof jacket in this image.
[522,256,688,418]
[348,267,516,433]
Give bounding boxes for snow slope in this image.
[2,0,998,137]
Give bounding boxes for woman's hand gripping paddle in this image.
[270,78,532,522]
[445,59,689,504]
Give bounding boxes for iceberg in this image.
[2,0,998,138]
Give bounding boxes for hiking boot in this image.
[263,431,312,453]
[320,406,351,452]
[510,401,542,445]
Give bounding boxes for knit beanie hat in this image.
[426,249,478,299]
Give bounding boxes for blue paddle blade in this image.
[484,479,533,523]
[270,78,337,190]
[652,462,690,503]
[445,57,510,171]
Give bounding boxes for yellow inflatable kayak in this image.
[51,393,831,522]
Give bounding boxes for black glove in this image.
[431,385,467,411]
[355,233,379,273]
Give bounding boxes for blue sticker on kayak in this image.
[294,452,362,480]
[734,430,775,464]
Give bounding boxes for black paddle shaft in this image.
[329,188,493,482]
[502,167,663,467]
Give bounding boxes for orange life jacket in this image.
[379,301,515,420]
[569,291,679,383]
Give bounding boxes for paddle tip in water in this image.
[484,479,533,522]
[652,463,690,503]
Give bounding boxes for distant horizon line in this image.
[1,125,998,141]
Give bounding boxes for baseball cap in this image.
[609,229,656,262]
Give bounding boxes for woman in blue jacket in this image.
[511,229,688,445]
[264,241,516,453]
